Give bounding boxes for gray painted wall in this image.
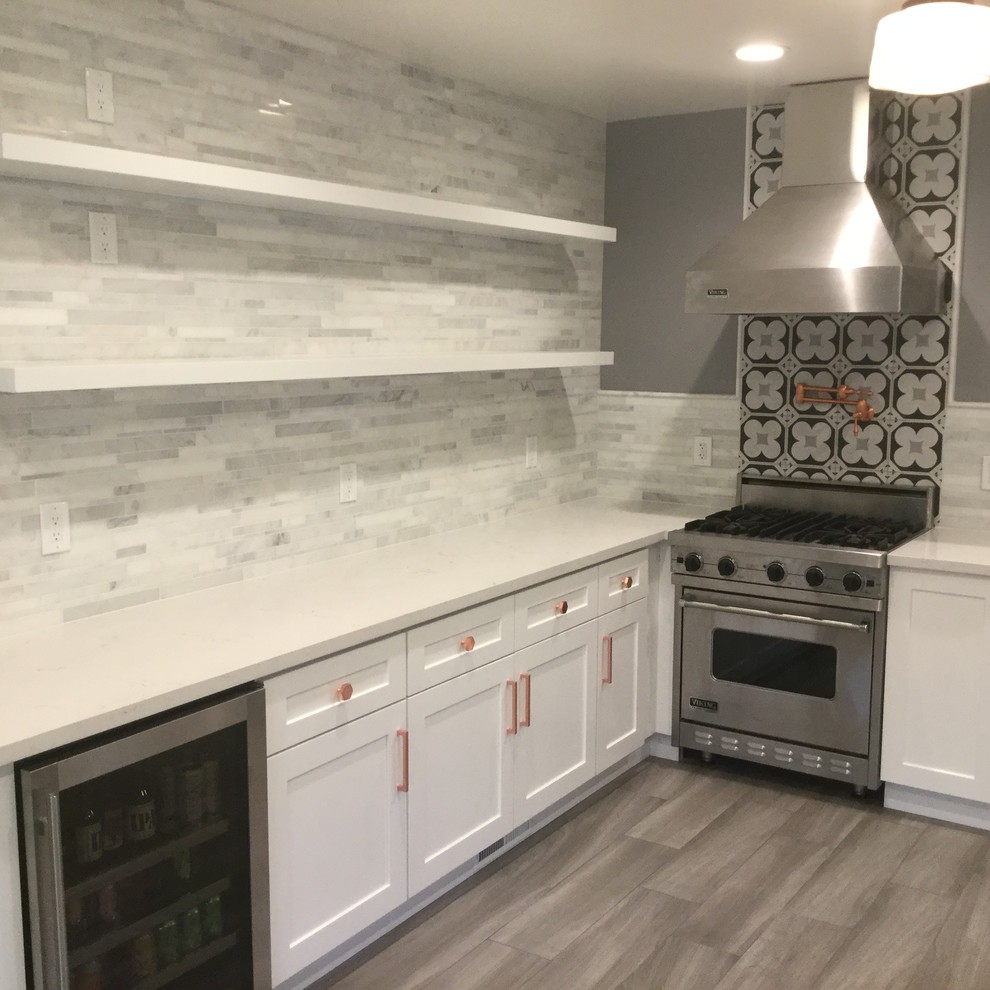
[601,108,745,395]
[955,86,990,403]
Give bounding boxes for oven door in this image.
[678,587,876,755]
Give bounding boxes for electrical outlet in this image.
[982,455,990,492]
[340,462,358,503]
[89,212,118,264]
[85,68,115,123]
[693,435,713,467]
[40,502,71,555]
[526,436,538,469]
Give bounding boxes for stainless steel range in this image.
[670,475,933,795]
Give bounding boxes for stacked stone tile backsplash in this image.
[739,93,967,501]
[0,0,605,635]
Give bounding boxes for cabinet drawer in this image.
[598,550,649,613]
[265,634,406,754]
[513,566,599,650]
[408,597,514,694]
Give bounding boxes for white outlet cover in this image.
[526,436,537,468]
[85,67,115,123]
[982,455,990,492]
[40,502,71,555]
[89,212,118,264]
[340,462,358,503]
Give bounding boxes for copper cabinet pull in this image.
[555,600,568,615]
[507,680,518,735]
[519,672,531,727]
[397,729,409,792]
[602,635,613,684]
[460,635,476,652]
[620,575,634,590]
[336,682,354,701]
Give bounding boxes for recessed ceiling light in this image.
[735,44,786,62]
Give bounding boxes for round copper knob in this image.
[620,576,633,589]
[336,682,353,701]
[555,600,568,615]
[460,635,476,652]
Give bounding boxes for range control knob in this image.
[766,561,786,583]
[717,556,737,577]
[805,566,825,588]
[684,552,703,573]
[842,570,864,593]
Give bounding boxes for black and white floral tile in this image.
[738,92,967,504]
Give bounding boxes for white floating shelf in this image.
[0,352,614,393]
[0,133,616,245]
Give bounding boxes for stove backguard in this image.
[736,475,934,533]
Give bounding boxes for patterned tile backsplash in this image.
[0,0,605,635]
[739,93,967,500]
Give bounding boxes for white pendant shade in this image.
[870,1,990,94]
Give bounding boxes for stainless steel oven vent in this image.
[685,78,947,316]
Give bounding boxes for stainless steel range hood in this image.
[685,79,946,316]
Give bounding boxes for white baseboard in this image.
[884,783,990,831]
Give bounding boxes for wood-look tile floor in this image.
[321,757,990,990]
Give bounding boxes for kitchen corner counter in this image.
[0,498,699,767]
[888,527,990,577]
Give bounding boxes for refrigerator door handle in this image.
[27,785,70,990]
[45,793,70,990]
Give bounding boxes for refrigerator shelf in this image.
[130,931,237,990]
[64,818,230,899]
[67,876,232,967]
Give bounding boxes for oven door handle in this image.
[681,599,871,633]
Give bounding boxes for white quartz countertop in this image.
[888,526,990,577]
[0,498,698,767]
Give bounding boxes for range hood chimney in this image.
[684,79,946,315]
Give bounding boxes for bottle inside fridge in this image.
[18,687,270,990]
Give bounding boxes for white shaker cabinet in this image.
[267,701,409,985]
[406,655,516,896]
[882,568,990,801]
[513,623,598,823]
[597,598,650,769]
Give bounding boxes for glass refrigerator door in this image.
[19,689,269,990]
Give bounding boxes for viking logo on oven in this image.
[689,697,719,712]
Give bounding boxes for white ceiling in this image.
[222,0,898,121]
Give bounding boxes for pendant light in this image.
[869,0,990,94]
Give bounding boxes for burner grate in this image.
[683,505,923,551]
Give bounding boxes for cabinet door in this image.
[267,702,407,985]
[407,656,515,896]
[882,569,990,801]
[598,598,650,770]
[513,623,597,822]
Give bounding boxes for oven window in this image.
[711,629,837,699]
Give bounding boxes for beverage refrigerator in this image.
[17,686,271,990]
